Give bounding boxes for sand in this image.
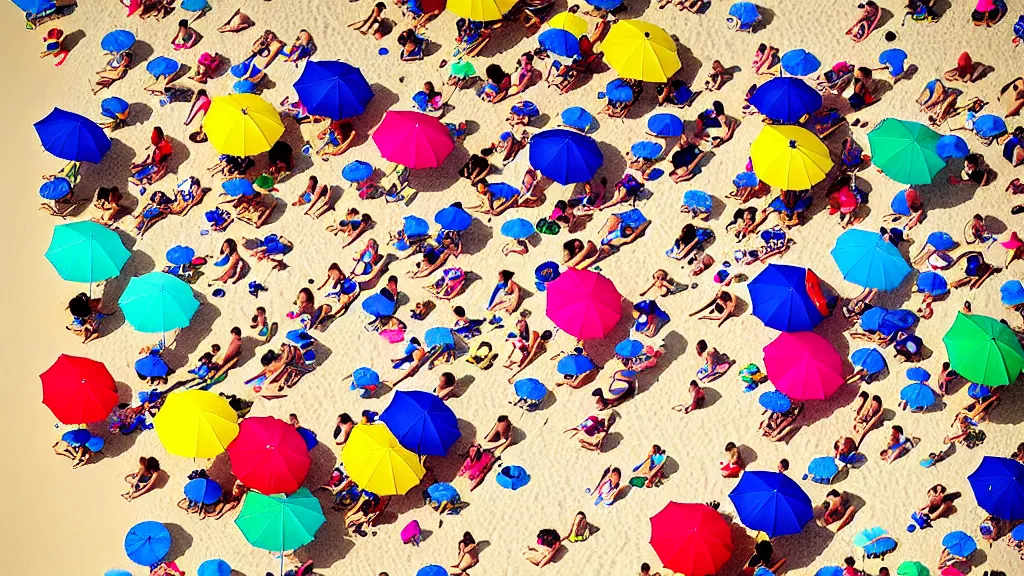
[3,0,1024,574]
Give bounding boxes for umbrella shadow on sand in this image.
[302,510,355,569]
[163,523,194,562]
[353,84,400,148]
[780,522,835,571]
[161,293,222,367]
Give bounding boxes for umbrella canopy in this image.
[759,391,792,413]
[204,94,285,157]
[831,229,912,290]
[45,221,130,284]
[40,354,118,424]
[417,567,448,576]
[615,338,645,358]
[557,353,596,375]
[39,177,71,200]
[807,456,840,481]
[118,272,200,334]
[380,390,461,456]
[681,189,712,212]
[868,118,945,185]
[135,353,171,378]
[601,20,681,82]
[361,292,397,317]
[222,177,255,197]
[528,129,603,185]
[936,134,969,160]
[974,114,1008,138]
[352,366,380,390]
[561,106,594,132]
[124,521,171,566]
[185,478,224,505]
[816,568,844,576]
[538,28,580,58]
[943,312,1024,386]
[916,271,948,296]
[900,383,936,410]
[851,347,887,375]
[546,267,622,339]
[373,110,454,169]
[100,95,130,118]
[968,383,992,399]
[101,29,136,53]
[514,378,548,401]
[496,465,531,489]
[729,471,813,538]
[342,160,374,183]
[780,49,820,75]
[854,526,898,556]
[968,456,1024,520]
[763,332,843,400]
[154,390,240,459]
[500,218,535,239]
[941,531,977,557]
[235,487,325,551]
[424,327,455,348]
[749,77,823,124]
[228,417,311,495]
[449,60,476,79]
[34,108,111,163]
[447,0,516,21]
[906,367,931,382]
[750,125,831,190]
[748,264,826,332]
[605,79,635,103]
[293,60,373,120]
[146,56,180,77]
[647,113,684,137]
[897,562,929,576]
[166,245,195,266]
[649,502,733,576]
[197,560,231,576]
[434,203,472,231]
[547,11,588,36]
[402,215,430,237]
[342,424,425,495]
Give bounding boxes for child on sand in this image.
[719,442,743,477]
[40,28,69,66]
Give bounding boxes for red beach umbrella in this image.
[650,502,733,576]
[763,331,844,400]
[545,267,622,339]
[227,416,311,495]
[40,354,118,424]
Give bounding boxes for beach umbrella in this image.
[750,124,831,190]
[900,383,936,410]
[585,0,623,9]
[222,177,255,197]
[906,367,931,382]
[764,331,843,400]
[434,204,472,231]
[816,567,844,576]
[447,0,516,21]
[39,178,71,200]
[341,424,425,496]
[868,119,944,185]
[557,353,596,376]
[184,478,223,505]
[197,559,231,576]
[500,218,535,239]
[373,110,454,169]
[897,562,929,576]
[181,0,209,11]
[925,231,956,251]
[647,113,684,137]
[561,106,594,132]
[402,215,430,237]
[854,526,897,557]
[615,338,645,358]
[154,390,239,459]
[936,134,969,160]
[145,56,180,78]
[204,94,284,157]
[40,354,118,424]
[13,0,52,11]
[361,292,396,317]
[124,521,171,567]
[729,471,813,538]
[916,271,948,296]
[34,107,111,163]
[449,60,476,79]
[424,327,455,349]
[62,429,92,446]
[629,141,662,160]
[101,30,135,53]
[879,48,908,73]
[135,353,170,378]
[943,312,1024,386]
[649,502,733,576]
[381,390,461,456]
[806,457,840,482]
[119,272,200,335]
[235,488,325,558]
[546,267,622,339]
[496,465,531,490]
[969,456,1024,520]
[974,114,1008,138]
[747,264,826,332]
[831,229,911,291]
[604,79,635,103]
[1002,280,1024,306]
[228,417,311,495]
[417,566,448,576]
[1013,523,1024,541]
[45,221,130,286]
[293,60,373,120]
[851,347,886,375]
[601,20,680,82]
[749,77,823,124]
[166,245,195,266]
[342,160,374,183]
[729,1,761,23]
[682,189,713,213]
[759,391,792,413]
[529,129,603,185]
[781,49,820,76]
[547,11,588,36]
[968,383,991,399]
[352,367,380,391]
[941,531,976,557]
[426,482,459,502]
[538,28,580,59]
[514,378,548,401]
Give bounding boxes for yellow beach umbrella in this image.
[547,11,589,37]
[448,0,516,22]
[203,94,285,157]
[153,390,239,459]
[341,424,425,496]
[601,20,681,82]
[749,124,832,190]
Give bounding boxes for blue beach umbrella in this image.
[181,0,209,11]
[529,129,603,185]
[916,271,948,296]
[561,106,594,132]
[381,390,461,456]
[728,471,813,538]
[806,456,839,482]
[557,353,596,376]
[615,338,644,358]
[34,108,111,163]
[100,96,129,118]
[878,49,908,74]
[899,383,936,410]
[294,60,374,120]
[647,113,684,137]
[749,77,823,124]
[514,378,548,401]
[39,178,71,200]
[342,160,374,183]
[146,56,180,78]
[13,0,52,11]
[285,329,315,348]
[925,231,956,251]
[734,170,759,188]
[361,293,396,317]
[232,80,257,94]
[184,478,223,505]
[759,390,792,413]
[975,114,1008,138]
[538,28,580,58]
[135,353,170,378]
[424,327,455,348]
[906,367,931,382]
[403,215,430,237]
[166,245,195,266]
[105,570,133,576]
[747,264,825,332]
[781,49,820,76]
[584,0,622,9]
[854,526,897,557]
[682,189,713,213]
[968,383,991,399]
[101,30,136,54]
[968,456,1024,520]
[815,567,844,576]
[124,521,171,566]
[197,559,231,576]
[630,141,663,160]
[604,79,634,103]
[417,566,448,576]
[352,367,380,389]
[501,218,535,239]
[1002,279,1024,306]
[831,229,911,291]
[941,531,976,557]
[851,347,886,375]
[426,482,459,502]
[1012,523,1024,541]
[496,465,530,490]
[62,429,92,446]
[222,178,255,197]
[936,135,969,160]
[729,1,761,24]
[434,204,472,231]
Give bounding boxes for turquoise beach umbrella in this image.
[45,221,130,286]
[118,272,200,334]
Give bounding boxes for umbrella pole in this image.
[280,548,284,576]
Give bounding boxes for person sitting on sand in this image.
[448,532,480,575]
[524,528,561,567]
[130,127,173,186]
[918,484,960,522]
[122,456,161,501]
[482,415,514,456]
[760,402,803,442]
[564,511,591,543]
[202,480,247,520]
[93,50,133,94]
[348,2,387,36]
[752,43,780,76]
[880,425,913,462]
[635,445,668,487]
[818,490,857,531]
[210,239,247,285]
[640,269,680,298]
[690,288,737,327]
[457,443,496,491]
[851,392,884,443]
[672,380,706,413]
[849,67,877,111]
[217,8,254,33]
[948,250,1000,290]
[949,153,991,186]
[719,442,743,478]
[589,467,625,506]
[999,77,1024,117]
[695,101,737,148]
[283,30,315,65]
[486,270,521,314]
[944,52,986,84]
[91,186,123,226]
[695,339,733,383]
[171,18,200,51]
[316,120,357,159]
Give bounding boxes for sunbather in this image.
[457,443,496,491]
[847,1,881,42]
[880,425,913,462]
[752,44,780,76]
[171,18,201,50]
[486,270,521,314]
[562,238,610,269]
[918,484,960,522]
[316,120,357,159]
[999,77,1024,117]
[948,251,1000,290]
[524,528,561,567]
[695,339,733,383]
[209,239,247,284]
[818,490,857,532]
[589,467,625,505]
[690,288,737,326]
[427,267,466,301]
[318,263,360,313]
[694,101,737,148]
[122,456,161,501]
[92,50,133,94]
[720,442,743,477]
[593,370,637,410]
[759,402,803,442]
[283,30,315,64]
[596,211,650,247]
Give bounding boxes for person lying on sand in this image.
[218,9,254,33]
[817,490,857,531]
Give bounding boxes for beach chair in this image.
[427,268,466,300]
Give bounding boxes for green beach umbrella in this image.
[896,561,929,576]
[867,118,945,185]
[44,221,130,288]
[118,272,200,334]
[235,488,325,561]
[943,312,1024,387]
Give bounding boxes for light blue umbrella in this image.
[975,114,1008,138]
[342,160,374,182]
[682,190,713,214]
[781,49,820,76]
[630,141,663,160]
[615,338,644,358]
[181,0,210,11]
[352,366,380,389]
[146,56,180,78]
[1001,280,1024,306]
[853,526,897,555]
[514,378,547,401]
[424,327,455,348]
[101,30,136,54]
[501,218,535,239]
[936,134,969,160]
[557,353,596,376]
[561,106,594,132]
[831,229,912,290]
[851,348,886,375]
[759,390,791,412]
[900,383,936,410]
[941,531,977,557]
[647,113,684,137]
[916,271,948,296]
[197,559,231,576]
[806,456,839,483]
[118,272,200,334]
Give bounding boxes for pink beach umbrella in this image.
[545,267,622,340]
[372,110,454,169]
[763,331,844,400]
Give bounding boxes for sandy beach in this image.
[4,0,1024,574]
